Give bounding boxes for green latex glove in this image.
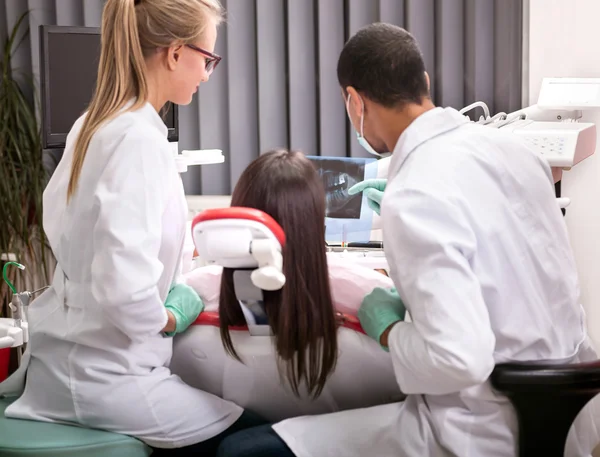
[358,287,406,351]
[164,283,204,336]
[348,179,387,215]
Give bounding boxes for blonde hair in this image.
[67,0,223,201]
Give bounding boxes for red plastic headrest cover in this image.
[192,207,286,247]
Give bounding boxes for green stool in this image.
[0,398,152,457]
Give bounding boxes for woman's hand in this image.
[163,283,205,336]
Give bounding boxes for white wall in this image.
[527,0,600,349]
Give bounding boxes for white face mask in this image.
[345,93,389,158]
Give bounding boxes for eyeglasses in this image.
[185,44,222,74]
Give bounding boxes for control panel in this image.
[501,120,596,168]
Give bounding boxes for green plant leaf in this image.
[0,10,51,317]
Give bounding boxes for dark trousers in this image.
[216,424,295,457]
[151,410,268,457]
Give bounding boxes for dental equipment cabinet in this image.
[460,77,600,212]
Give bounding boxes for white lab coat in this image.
[0,102,243,448]
[273,107,596,457]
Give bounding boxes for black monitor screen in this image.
[40,25,178,149]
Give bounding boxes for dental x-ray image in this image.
[313,159,365,219]
[307,156,378,243]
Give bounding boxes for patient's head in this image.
[219,149,337,398]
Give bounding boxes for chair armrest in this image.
[491,360,600,394]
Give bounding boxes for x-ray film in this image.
[307,156,379,243]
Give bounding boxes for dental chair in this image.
[170,207,403,422]
[491,361,600,457]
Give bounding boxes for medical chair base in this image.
[0,398,151,457]
[491,361,600,457]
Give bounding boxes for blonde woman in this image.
[0,0,264,454]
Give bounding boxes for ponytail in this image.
[66,0,224,201]
[67,0,148,202]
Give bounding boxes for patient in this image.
[184,149,394,398]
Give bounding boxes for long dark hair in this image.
[219,149,337,398]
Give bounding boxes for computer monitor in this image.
[307,156,380,243]
[39,25,178,149]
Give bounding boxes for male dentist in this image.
[214,23,597,457]
[273,23,594,457]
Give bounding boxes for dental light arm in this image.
[173,149,225,173]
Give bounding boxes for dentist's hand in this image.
[348,179,387,215]
[358,287,406,351]
[163,283,204,336]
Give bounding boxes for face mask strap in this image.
[346,93,367,140]
[359,96,366,138]
[345,93,353,127]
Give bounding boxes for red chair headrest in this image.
[192,207,286,247]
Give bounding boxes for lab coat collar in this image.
[389,107,469,176]
[124,98,169,137]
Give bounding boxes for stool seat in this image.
[491,359,600,393]
[491,360,600,457]
[0,398,151,457]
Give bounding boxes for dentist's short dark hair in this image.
[337,22,429,108]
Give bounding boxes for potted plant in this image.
[0,11,52,380]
